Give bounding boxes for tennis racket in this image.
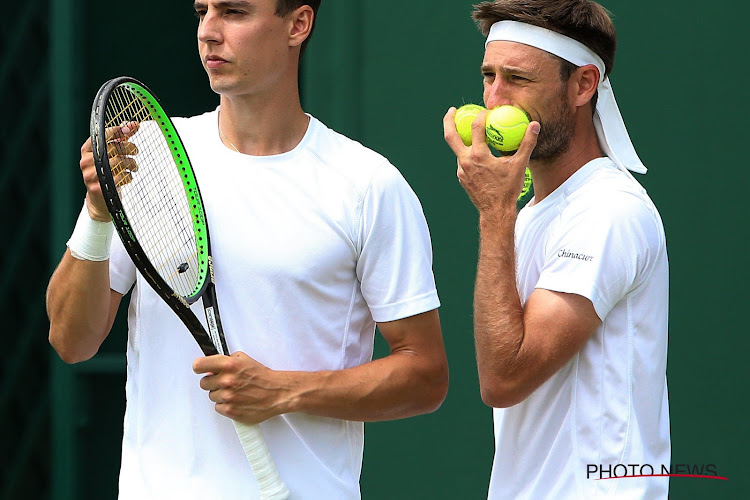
[90,76,290,500]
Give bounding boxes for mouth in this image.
[205,55,228,69]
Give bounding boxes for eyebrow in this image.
[481,64,534,76]
[193,0,253,10]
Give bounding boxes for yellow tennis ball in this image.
[454,104,486,146]
[519,167,533,200]
[485,105,530,152]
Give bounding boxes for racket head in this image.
[91,76,211,301]
[90,76,220,355]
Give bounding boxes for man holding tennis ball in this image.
[47,0,448,498]
[443,1,669,498]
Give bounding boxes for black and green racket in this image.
[90,76,289,499]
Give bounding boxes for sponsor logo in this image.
[558,249,594,262]
[205,306,225,355]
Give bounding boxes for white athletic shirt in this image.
[488,158,670,499]
[108,109,440,499]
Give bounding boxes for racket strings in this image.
[105,86,202,298]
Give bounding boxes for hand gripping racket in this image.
[90,76,290,500]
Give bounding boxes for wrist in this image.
[66,201,114,261]
[85,195,113,223]
[281,370,325,415]
[479,205,516,229]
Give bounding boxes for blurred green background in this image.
[2,0,746,498]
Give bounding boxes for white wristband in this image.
[66,202,114,261]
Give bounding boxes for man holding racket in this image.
[443,1,669,498]
[47,1,448,498]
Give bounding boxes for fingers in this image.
[469,109,491,154]
[77,122,141,221]
[444,107,485,155]
[513,121,541,167]
[104,124,140,187]
[192,353,231,374]
[105,121,140,142]
[443,107,465,155]
[107,140,139,157]
[111,157,139,187]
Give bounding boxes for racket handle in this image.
[232,421,290,500]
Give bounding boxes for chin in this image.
[206,75,232,95]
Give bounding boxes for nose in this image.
[484,79,514,110]
[197,10,223,44]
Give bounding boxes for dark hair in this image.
[275,0,322,56]
[472,0,617,78]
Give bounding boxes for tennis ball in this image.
[454,104,486,146]
[485,105,530,152]
[519,167,533,200]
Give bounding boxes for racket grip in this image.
[232,421,290,500]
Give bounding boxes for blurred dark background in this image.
[1,0,745,498]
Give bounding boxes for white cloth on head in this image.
[486,20,647,175]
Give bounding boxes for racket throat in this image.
[204,306,226,355]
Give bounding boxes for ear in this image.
[288,5,314,48]
[571,64,600,108]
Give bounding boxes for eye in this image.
[194,9,206,19]
[510,74,530,82]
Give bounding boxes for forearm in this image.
[282,349,448,422]
[47,250,115,363]
[474,207,527,405]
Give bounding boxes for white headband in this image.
[486,21,646,174]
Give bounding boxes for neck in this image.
[529,112,603,202]
[217,68,309,156]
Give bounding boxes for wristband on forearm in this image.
[66,202,114,261]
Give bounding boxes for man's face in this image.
[482,41,575,160]
[194,0,292,97]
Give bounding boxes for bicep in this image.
[376,309,448,411]
[376,309,444,358]
[519,289,601,386]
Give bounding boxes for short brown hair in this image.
[472,0,617,77]
[275,0,322,56]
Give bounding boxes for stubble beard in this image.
[531,90,576,161]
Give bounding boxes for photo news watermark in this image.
[586,464,728,481]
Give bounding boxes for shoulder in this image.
[306,116,398,187]
[562,161,664,237]
[172,108,217,142]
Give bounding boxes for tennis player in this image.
[443,1,669,498]
[47,1,448,498]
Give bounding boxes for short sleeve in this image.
[355,163,440,322]
[535,193,663,320]
[109,234,137,295]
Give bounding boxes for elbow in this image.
[479,377,530,409]
[418,360,450,414]
[48,327,98,364]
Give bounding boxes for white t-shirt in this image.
[109,109,440,499]
[488,158,670,499]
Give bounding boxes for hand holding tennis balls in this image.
[451,104,534,201]
[453,104,530,152]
